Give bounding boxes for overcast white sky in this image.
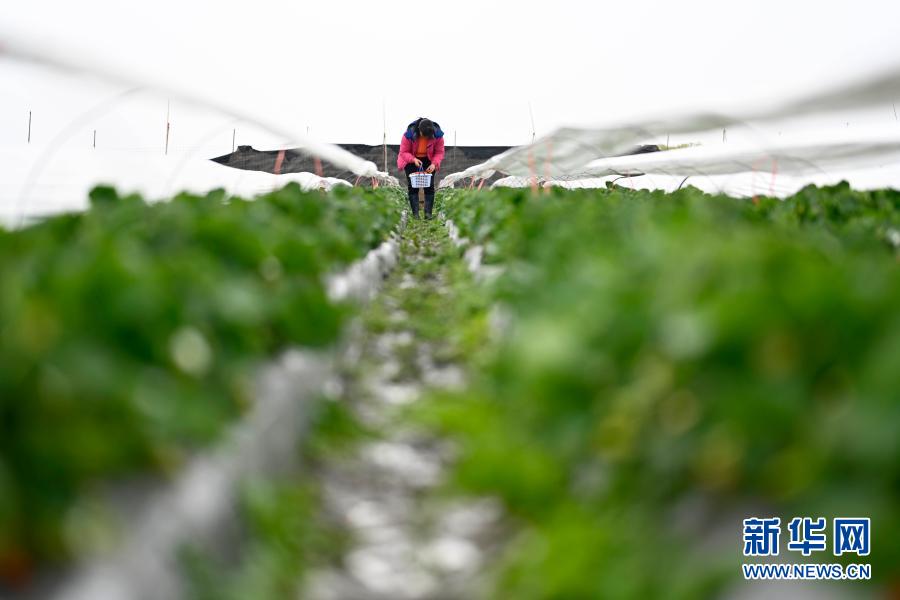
[3,0,900,150]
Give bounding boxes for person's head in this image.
[418,119,435,139]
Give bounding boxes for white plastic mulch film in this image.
[0,39,396,227]
[440,68,900,197]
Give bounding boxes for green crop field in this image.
[1,181,897,598]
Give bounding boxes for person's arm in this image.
[429,137,445,171]
[397,136,418,168]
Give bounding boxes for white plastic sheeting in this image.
[445,124,900,197]
[488,128,900,198]
[490,163,900,200]
[1,41,393,181]
[582,128,900,179]
[493,168,900,200]
[541,177,616,190]
[0,144,353,227]
[528,168,900,199]
[439,126,653,186]
[0,40,397,225]
[490,176,538,189]
[439,66,900,192]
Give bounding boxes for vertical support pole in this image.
[232,129,236,153]
[27,110,32,143]
[454,130,457,171]
[93,129,97,149]
[528,101,536,144]
[666,134,670,149]
[165,100,171,156]
[722,128,727,143]
[382,99,387,173]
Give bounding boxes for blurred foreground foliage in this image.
[429,182,900,598]
[0,183,401,576]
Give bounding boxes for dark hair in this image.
[418,118,435,138]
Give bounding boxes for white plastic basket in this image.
[409,170,432,189]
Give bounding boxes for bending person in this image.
[397,117,445,219]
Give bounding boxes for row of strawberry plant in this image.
[428,183,900,598]
[0,183,402,582]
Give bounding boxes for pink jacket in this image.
[397,135,445,171]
